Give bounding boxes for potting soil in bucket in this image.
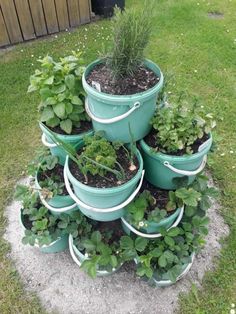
[82,59,164,143]
[140,135,212,190]
[39,122,93,165]
[64,150,144,221]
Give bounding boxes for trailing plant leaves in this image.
[65,74,75,90]
[40,107,54,122]
[175,188,201,207]
[135,237,148,252]
[120,236,134,250]
[54,102,66,119]
[60,119,72,134]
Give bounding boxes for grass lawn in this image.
[0,0,235,313]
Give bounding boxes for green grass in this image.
[0,0,235,312]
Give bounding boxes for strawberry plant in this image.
[151,97,216,154]
[28,52,89,134]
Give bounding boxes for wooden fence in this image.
[0,0,91,48]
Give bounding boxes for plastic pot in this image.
[121,206,184,239]
[20,210,68,253]
[35,170,76,216]
[64,147,144,221]
[134,253,195,287]
[82,59,164,143]
[69,235,121,276]
[40,122,93,165]
[140,134,212,190]
[123,207,182,235]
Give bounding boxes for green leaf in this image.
[120,236,134,250]
[44,76,54,85]
[71,96,83,105]
[110,255,118,268]
[65,74,75,90]
[164,236,175,247]
[40,107,54,122]
[91,231,102,245]
[167,227,180,237]
[176,188,201,207]
[46,117,60,128]
[158,254,167,268]
[54,103,66,119]
[60,119,72,134]
[45,97,57,105]
[65,103,73,115]
[52,84,66,94]
[145,267,153,278]
[82,239,96,251]
[134,237,148,252]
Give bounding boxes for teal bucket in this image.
[82,59,164,143]
[134,253,194,287]
[40,122,93,165]
[68,235,120,276]
[121,205,184,239]
[140,134,212,190]
[124,207,181,234]
[35,170,77,216]
[63,149,145,222]
[20,210,69,253]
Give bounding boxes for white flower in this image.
[20,49,23,52]
[230,309,235,314]
[232,304,235,308]
[84,253,89,258]
[55,35,58,38]
[230,150,234,154]
[220,153,225,156]
[31,54,34,57]
[194,69,198,73]
[139,221,144,227]
[112,268,116,271]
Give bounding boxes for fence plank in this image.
[42,0,59,34]
[0,0,23,44]
[28,0,47,37]
[14,0,35,40]
[0,8,10,47]
[78,0,90,24]
[55,0,69,31]
[67,0,80,27]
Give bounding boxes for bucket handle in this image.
[64,157,145,213]
[41,133,57,148]
[121,205,184,239]
[69,234,114,275]
[39,194,78,213]
[163,155,207,176]
[85,97,141,124]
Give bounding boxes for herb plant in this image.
[151,97,216,154]
[74,228,123,278]
[28,52,89,134]
[105,4,153,79]
[16,185,89,246]
[46,129,137,183]
[125,187,201,230]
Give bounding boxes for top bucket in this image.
[82,59,164,143]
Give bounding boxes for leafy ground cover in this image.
[0,0,235,313]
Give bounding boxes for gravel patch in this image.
[4,178,229,314]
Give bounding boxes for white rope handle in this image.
[68,234,115,276]
[163,155,207,176]
[39,194,78,213]
[121,206,184,239]
[85,97,141,124]
[64,157,145,213]
[41,133,57,148]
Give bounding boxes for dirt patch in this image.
[4,176,229,314]
[86,63,159,95]
[208,11,224,19]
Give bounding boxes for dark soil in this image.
[22,213,33,229]
[46,120,92,135]
[38,164,68,195]
[69,147,139,188]
[144,129,210,156]
[93,220,125,245]
[86,63,159,95]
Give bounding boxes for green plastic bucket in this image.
[20,210,69,253]
[35,170,77,216]
[40,122,93,165]
[124,207,181,234]
[82,59,164,143]
[134,253,194,287]
[140,134,212,190]
[121,206,184,239]
[63,148,145,221]
[68,235,120,276]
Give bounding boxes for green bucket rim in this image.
[140,133,212,163]
[66,149,144,193]
[82,59,164,102]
